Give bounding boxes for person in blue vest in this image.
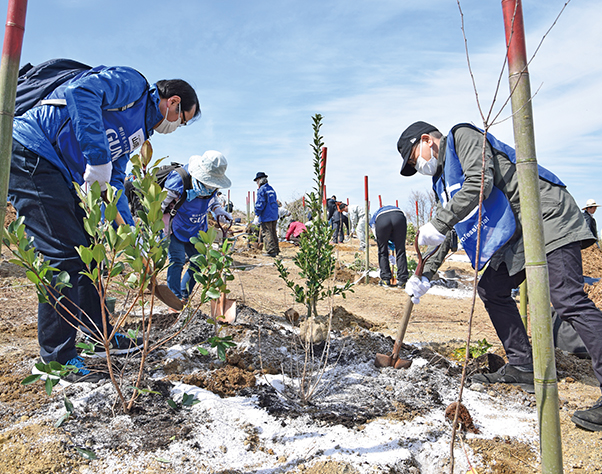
[369,205,408,288]
[162,151,232,304]
[397,121,602,431]
[253,172,280,257]
[8,64,200,383]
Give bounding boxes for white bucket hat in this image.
[188,151,231,189]
[582,199,600,210]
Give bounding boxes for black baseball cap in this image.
[397,121,440,177]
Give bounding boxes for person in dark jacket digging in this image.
[397,120,602,432]
[253,172,280,257]
[332,202,349,243]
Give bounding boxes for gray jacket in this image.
[423,125,594,279]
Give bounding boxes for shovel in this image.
[103,193,184,311]
[374,233,439,369]
[210,216,237,324]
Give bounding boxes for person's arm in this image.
[286,222,294,241]
[430,127,496,236]
[254,186,266,214]
[64,66,148,167]
[110,157,135,225]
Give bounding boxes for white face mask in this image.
[415,140,438,176]
[155,102,182,134]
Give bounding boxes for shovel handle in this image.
[390,232,441,362]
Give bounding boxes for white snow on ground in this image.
[52,357,538,474]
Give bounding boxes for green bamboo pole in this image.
[364,176,370,284]
[502,1,563,471]
[520,280,528,329]
[0,0,27,254]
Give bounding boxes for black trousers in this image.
[478,242,602,390]
[8,141,110,364]
[374,210,408,283]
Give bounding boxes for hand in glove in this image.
[418,222,446,247]
[405,275,431,304]
[252,216,260,225]
[213,206,232,222]
[83,162,112,191]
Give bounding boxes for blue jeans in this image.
[8,141,111,364]
[167,235,200,300]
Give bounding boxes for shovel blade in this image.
[375,353,412,369]
[210,295,237,324]
[154,283,184,311]
[374,353,393,368]
[393,358,412,369]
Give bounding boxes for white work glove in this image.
[83,162,112,192]
[418,222,446,247]
[405,275,431,304]
[252,216,260,225]
[213,207,232,222]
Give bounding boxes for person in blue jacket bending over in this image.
[9,64,200,383]
[253,172,280,257]
[162,151,232,304]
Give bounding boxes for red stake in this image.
[378,195,383,208]
[396,200,399,207]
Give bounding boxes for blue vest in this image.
[434,123,564,270]
[55,94,149,185]
[164,165,216,243]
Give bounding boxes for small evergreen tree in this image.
[274,114,352,322]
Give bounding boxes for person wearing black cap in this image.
[397,121,602,431]
[253,172,280,257]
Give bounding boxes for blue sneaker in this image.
[82,332,143,358]
[32,356,108,385]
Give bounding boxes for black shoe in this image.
[32,356,109,385]
[397,280,407,289]
[471,363,535,393]
[379,279,392,287]
[571,397,602,431]
[82,332,143,358]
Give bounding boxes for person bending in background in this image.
[369,205,408,288]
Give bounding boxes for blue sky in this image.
[2,0,601,215]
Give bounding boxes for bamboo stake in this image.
[0,0,27,254]
[502,1,563,471]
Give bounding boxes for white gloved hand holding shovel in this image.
[405,275,431,304]
[418,222,446,247]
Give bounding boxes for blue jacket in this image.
[254,183,279,223]
[163,164,217,243]
[13,65,164,226]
